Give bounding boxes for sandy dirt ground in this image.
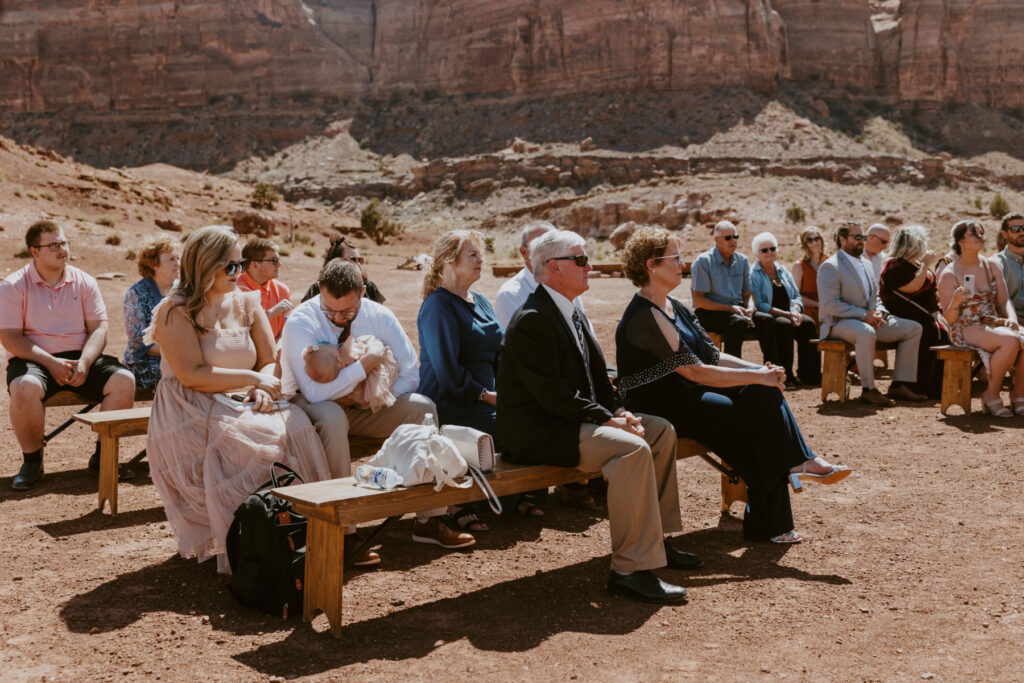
[1,242,1022,682]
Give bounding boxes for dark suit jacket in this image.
[497,285,615,468]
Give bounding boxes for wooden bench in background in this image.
[273,437,744,637]
[932,345,981,415]
[816,339,897,402]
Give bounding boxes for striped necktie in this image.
[572,309,596,400]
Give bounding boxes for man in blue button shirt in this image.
[993,211,1024,322]
[691,220,757,357]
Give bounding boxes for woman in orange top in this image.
[790,226,827,329]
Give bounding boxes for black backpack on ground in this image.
[226,462,307,619]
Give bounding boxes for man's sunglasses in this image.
[550,254,589,267]
[720,235,739,242]
[1006,225,1024,234]
[224,260,248,276]
[847,234,866,242]
[760,246,777,253]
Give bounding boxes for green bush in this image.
[483,236,495,254]
[990,193,1011,219]
[105,233,122,246]
[360,200,405,245]
[250,182,281,210]
[785,205,807,223]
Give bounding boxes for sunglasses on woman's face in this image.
[760,246,777,254]
[652,254,683,266]
[805,236,822,243]
[224,260,248,276]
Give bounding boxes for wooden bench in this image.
[42,388,153,451]
[706,328,758,353]
[816,339,897,402]
[932,345,981,415]
[74,407,151,514]
[272,438,744,636]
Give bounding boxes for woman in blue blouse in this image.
[750,231,821,386]
[123,238,179,390]
[615,228,849,544]
[417,229,543,530]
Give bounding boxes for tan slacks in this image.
[578,414,680,573]
[291,392,444,527]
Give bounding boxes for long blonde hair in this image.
[167,225,238,333]
[422,229,483,299]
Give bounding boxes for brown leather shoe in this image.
[412,517,475,549]
[859,388,895,406]
[887,383,928,402]
[345,532,381,567]
[554,484,597,510]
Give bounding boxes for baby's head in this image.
[302,344,342,383]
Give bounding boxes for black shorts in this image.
[6,351,128,404]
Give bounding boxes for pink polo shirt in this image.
[0,262,107,359]
[237,271,291,340]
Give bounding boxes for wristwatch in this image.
[477,389,488,402]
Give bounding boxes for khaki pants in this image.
[291,392,444,528]
[578,414,680,573]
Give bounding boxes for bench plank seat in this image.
[73,407,151,514]
[816,338,897,402]
[931,345,981,415]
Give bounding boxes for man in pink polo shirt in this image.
[237,237,291,340]
[0,220,136,490]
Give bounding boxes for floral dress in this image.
[123,278,165,390]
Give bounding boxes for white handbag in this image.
[439,424,496,473]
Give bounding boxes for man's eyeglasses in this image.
[33,240,69,252]
[252,258,281,266]
[550,254,589,268]
[224,260,248,276]
[320,303,359,320]
[720,235,739,242]
[1006,225,1024,234]
[653,254,684,265]
[847,234,866,242]
[760,246,777,253]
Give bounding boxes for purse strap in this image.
[468,466,503,515]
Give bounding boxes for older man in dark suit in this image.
[497,229,700,604]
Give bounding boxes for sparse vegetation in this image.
[786,205,807,223]
[105,233,122,246]
[484,236,495,254]
[974,197,983,209]
[15,248,30,258]
[278,247,290,257]
[293,233,312,245]
[40,190,55,201]
[24,190,38,200]
[250,182,281,210]
[203,181,214,190]
[990,193,1010,218]
[125,249,136,261]
[303,249,316,258]
[97,215,117,227]
[360,200,405,246]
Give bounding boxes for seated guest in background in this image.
[302,234,385,304]
[879,225,948,399]
[818,222,927,406]
[749,231,820,386]
[123,237,179,391]
[281,259,473,556]
[145,225,331,573]
[791,226,827,329]
[937,220,1024,416]
[864,223,891,281]
[616,228,849,545]
[0,220,136,490]
[498,229,701,605]
[238,237,291,340]
[993,211,1024,322]
[418,230,544,527]
[691,220,758,358]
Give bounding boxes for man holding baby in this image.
[280,259,474,562]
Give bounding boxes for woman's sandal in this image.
[1011,397,1024,416]
[450,508,490,532]
[770,531,803,544]
[789,458,852,491]
[516,499,545,518]
[983,396,1012,418]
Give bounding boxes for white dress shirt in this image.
[496,267,584,329]
[838,249,874,302]
[542,284,591,359]
[280,295,419,403]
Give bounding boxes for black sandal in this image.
[516,499,545,518]
[450,508,489,532]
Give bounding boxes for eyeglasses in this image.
[252,258,281,265]
[549,254,589,267]
[720,235,739,242]
[967,228,985,238]
[760,246,777,254]
[1006,225,1024,234]
[33,240,69,252]
[652,254,683,265]
[320,303,359,320]
[223,260,248,276]
[804,236,822,243]
[847,234,866,242]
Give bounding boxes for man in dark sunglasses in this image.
[691,220,756,357]
[994,211,1024,320]
[864,223,891,282]
[238,236,292,340]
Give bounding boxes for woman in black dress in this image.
[878,224,949,399]
[615,228,851,544]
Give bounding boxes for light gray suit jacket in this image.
[817,251,889,339]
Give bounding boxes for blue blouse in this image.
[750,261,803,313]
[416,288,503,422]
[123,277,165,390]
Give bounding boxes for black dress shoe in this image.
[607,570,688,604]
[87,453,136,481]
[664,541,704,570]
[12,461,43,490]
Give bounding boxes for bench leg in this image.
[97,429,119,515]
[720,473,747,512]
[941,357,973,416]
[821,349,849,402]
[305,517,345,637]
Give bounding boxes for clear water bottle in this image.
[422,413,436,429]
[355,464,403,489]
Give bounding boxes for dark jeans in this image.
[695,308,751,357]
[752,312,821,384]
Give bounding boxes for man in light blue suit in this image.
[817,222,927,406]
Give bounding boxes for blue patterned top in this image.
[123,277,165,390]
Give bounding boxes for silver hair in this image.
[520,220,556,247]
[530,230,586,285]
[889,224,929,263]
[867,223,890,237]
[713,220,737,236]
[751,231,778,254]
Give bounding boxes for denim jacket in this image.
[750,261,803,313]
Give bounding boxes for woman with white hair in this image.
[749,232,820,386]
[878,224,949,399]
[146,225,331,573]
